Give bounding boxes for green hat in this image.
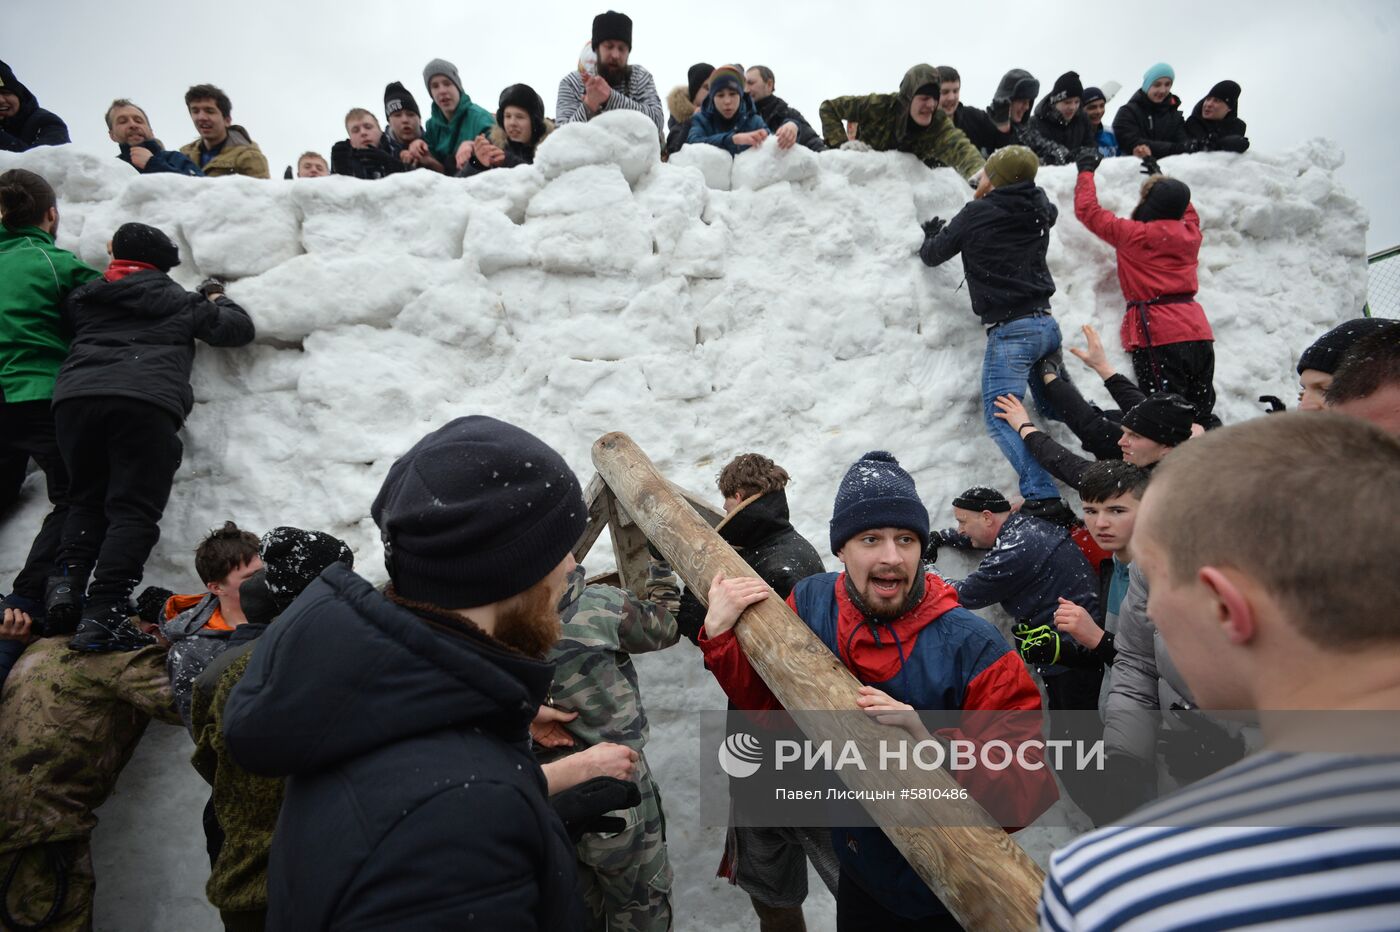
[985,145,1039,188]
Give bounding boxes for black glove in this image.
[921,216,946,239]
[1259,395,1286,414]
[1012,622,1061,666]
[1139,156,1162,176]
[1158,709,1247,783]
[550,776,641,842]
[1216,135,1249,153]
[1075,150,1102,174]
[197,277,226,299]
[923,535,940,565]
[1077,752,1155,826]
[238,569,278,627]
[134,586,175,625]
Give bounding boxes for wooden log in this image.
[592,431,1046,931]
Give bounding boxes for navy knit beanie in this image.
[1121,393,1196,446]
[1297,318,1398,375]
[372,416,586,608]
[111,222,180,272]
[828,451,929,555]
[952,487,1011,513]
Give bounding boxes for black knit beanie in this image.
[1297,318,1398,375]
[688,62,715,102]
[260,526,355,614]
[1133,177,1191,222]
[1205,80,1241,113]
[111,222,180,272]
[1121,393,1196,446]
[1047,71,1084,104]
[829,451,929,555]
[384,81,421,120]
[371,416,586,608]
[592,10,633,50]
[952,487,1012,513]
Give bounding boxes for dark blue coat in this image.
[0,60,69,152]
[686,92,768,153]
[920,181,1058,325]
[118,139,203,176]
[222,564,582,932]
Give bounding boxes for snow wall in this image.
[0,112,1369,930]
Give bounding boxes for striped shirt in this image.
[1040,751,1400,931]
[556,66,664,134]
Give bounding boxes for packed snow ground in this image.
[0,113,1368,930]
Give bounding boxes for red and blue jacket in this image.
[698,570,1057,920]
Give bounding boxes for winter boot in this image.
[43,567,89,636]
[1020,497,1077,528]
[68,604,154,653]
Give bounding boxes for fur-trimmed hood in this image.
[486,118,554,151]
[667,85,696,126]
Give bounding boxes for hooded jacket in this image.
[161,593,235,730]
[459,121,556,176]
[754,93,827,152]
[0,226,100,404]
[423,95,496,169]
[178,126,270,179]
[118,138,203,176]
[675,489,825,644]
[54,267,255,424]
[686,89,769,154]
[919,180,1058,324]
[1029,95,1095,165]
[221,564,582,931]
[1185,98,1249,152]
[818,65,985,180]
[0,60,70,152]
[663,85,697,157]
[698,570,1056,920]
[1074,172,1213,349]
[1111,89,1189,158]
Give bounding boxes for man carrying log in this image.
[698,450,1057,930]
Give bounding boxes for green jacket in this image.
[819,64,986,180]
[423,96,496,169]
[0,226,100,403]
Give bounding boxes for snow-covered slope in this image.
[0,114,1368,930]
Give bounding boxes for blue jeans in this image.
[982,314,1063,500]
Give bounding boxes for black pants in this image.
[1,400,72,601]
[53,398,182,610]
[836,871,964,931]
[1131,340,1221,428]
[1038,377,1124,460]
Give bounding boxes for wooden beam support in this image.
[591,431,1045,931]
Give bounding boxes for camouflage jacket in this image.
[541,566,679,759]
[191,644,283,911]
[0,637,180,853]
[819,64,986,180]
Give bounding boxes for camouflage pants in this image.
[0,840,95,932]
[576,761,672,932]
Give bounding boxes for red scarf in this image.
[104,258,159,282]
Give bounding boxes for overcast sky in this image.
[10,0,1399,252]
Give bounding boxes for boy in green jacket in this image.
[422,58,495,172]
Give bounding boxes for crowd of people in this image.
[3,10,1400,932]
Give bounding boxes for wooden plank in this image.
[592,431,1045,931]
[605,489,654,600]
[573,472,611,564]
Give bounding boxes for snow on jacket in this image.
[423,94,495,169]
[54,265,254,423]
[1074,171,1213,350]
[686,90,768,154]
[118,138,203,176]
[819,65,986,180]
[330,138,407,180]
[179,126,270,179]
[1185,100,1249,152]
[557,65,665,134]
[754,93,826,151]
[459,121,556,176]
[1111,89,1189,158]
[919,180,1057,325]
[221,564,582,932]
[1029,95,1095,166]
[161,593,234,731]
[675,489,826,644]
[0,61,70,152]
[698,570,1056,920]
[0,225,100,403]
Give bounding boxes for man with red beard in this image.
[699,450,1056,930]
[222,416,615,931]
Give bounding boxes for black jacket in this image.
[330,138,407,180]
[1029,96,1095,165]
[1185,101,1249,152]
[919,181,1057,325]
[1112,89,1189,158]
[222,564,582,932]
[754,94,827,152]
[54,271,255,424]
[1023,374,1147,490]
[0,61,69,152]
[676,490,824,644]
[955,104,1014,156]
